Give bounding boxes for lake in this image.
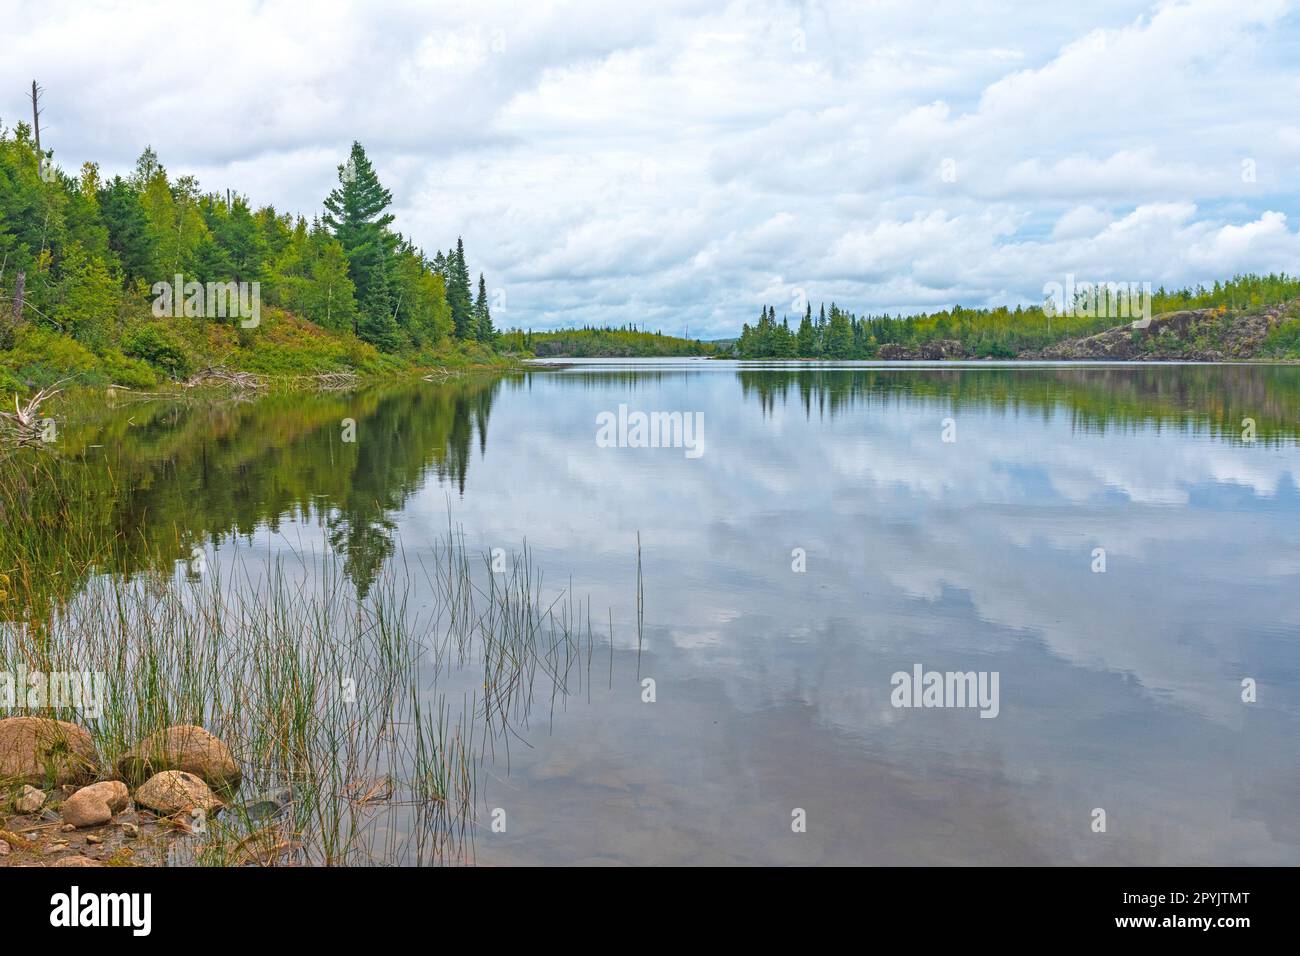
[6,361,1299,865]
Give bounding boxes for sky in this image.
[3,0,1299,338]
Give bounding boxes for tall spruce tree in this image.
[796,303,815,356]
[825,304,853,357]
[474,273,494,342]
[447,236,473,338]
[322,142,399,349]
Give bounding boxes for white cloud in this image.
[2,0,1296,337]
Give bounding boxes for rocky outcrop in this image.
[1028,305,1291,361]
[134,770,224,816]
[878,339,969,360]
[0,717,101,788]
[864,304,1296,362]
[117,725,241,794]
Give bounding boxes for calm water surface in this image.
[28,362,1300,864]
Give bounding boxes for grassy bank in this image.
[0,307,521,400]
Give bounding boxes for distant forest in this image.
[732,274,1300,359]
[501,274,1300,360]
[499,326,713,357]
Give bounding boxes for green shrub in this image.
[1262,318,1300,357]
[100,348,159,389]
[3,326,100,387]
[122,324,195,379]
[0,367,24,394]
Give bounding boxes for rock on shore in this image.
[60,781,131,828]
[117,724,242,794]
[0,717,101,788]
[14,785,45,814]
[134,770,224,816]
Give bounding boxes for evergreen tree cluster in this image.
[736,274,1300,359]
[0,127,495,386]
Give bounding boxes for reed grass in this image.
[0,455,616,865]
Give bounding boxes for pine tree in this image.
[737,322,754,357]
[474,273,494,342]
[825,305,853,357]
[98,175,158,282]
[359,252,399,350]
[210,197,267,287]
[773,316,795,357]
[322,142,399,349]
[447,237,473,338]
[796,303,815,356]
[192,233,233,285]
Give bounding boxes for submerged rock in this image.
[242,787,293,822]
[117,725,241,794]
[135,770,224,816]
[0,717,100,788]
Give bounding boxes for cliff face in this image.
[878,339,968,360]
[1025,304,1293,361]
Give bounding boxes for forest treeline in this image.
[0,119,504,392]
[733,274,1300,359]
[498,325,714,357]
[500,274,1300,360]
[6,105,1299,382]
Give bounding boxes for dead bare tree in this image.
[31,81,43,156]
[0,381,64,450]
[10,270,24,324]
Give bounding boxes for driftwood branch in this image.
[183,365,266,391]
[308,371,359,392]
[0,380,64,449]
